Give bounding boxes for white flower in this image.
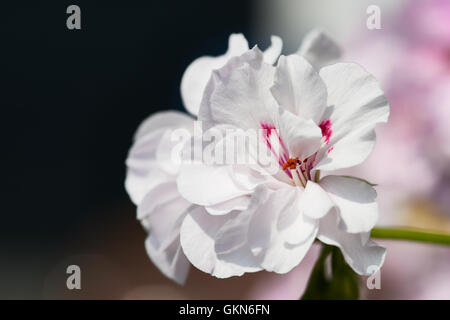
[177,44,389,277]
[125,33,283,284]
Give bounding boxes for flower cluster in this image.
[125,30,389,284]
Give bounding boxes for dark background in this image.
[0,0,275,299]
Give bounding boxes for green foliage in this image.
[301,244,360,300]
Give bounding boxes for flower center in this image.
[282,157,315,187]
[261,122,318,188]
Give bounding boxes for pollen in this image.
[282,158,301,170]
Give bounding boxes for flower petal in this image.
[263,35,283,64]
[180,206,261,278]
[297,29,341,69]
[125,131,171,205]
[315,62,389,171]
[177,163,252,212]
[137,181,190,232]
[182,34,282,116]
[138,184,192,285]
[125,111,194,204]
[301,180,335,219]
[214,185,268,256]
[317,212,386,275]
[145,235,190,285]
[248,187,317,273]
[181,34,249,116]
[205,195,251,215]
[278,108,322,160]
[133,110,194,142]
[198,47,278,131]
[271,54,328,123]
[319,175,379,233]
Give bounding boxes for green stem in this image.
[371,227,450,246]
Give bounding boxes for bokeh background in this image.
[1,0,449,299]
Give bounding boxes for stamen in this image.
[283,157,309,187]
[291,169,303,187]
[282,158,300,170]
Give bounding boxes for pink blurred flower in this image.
[344,0,450,218]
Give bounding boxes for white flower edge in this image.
[180,34,283,116]
[125,111,195,284]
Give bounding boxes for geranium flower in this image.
[125,30,349,283]
[125,33,283,284]
[177,46,389,278]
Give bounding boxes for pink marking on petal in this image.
[260,122,291,176]
[327,146,334,154]
[319,119,332,144]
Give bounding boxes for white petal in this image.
[138,185,192,285]
[181,34,249,116]
[198,47,279,131]
[125,111,194,204]
[137,182,190,233]
[248,188,317,273]
[180,206,261,278]
[226,33,250,55]
[278,108,322,160]
[271,54,328,123]
[205,195,251,215]
[319,175,379,233]
[260,232,317,274]
[155,127,193,176]
[317,212,386,275]
[214,186,268,255]
[315,62,389,171]
[277,178,347,247]
[301,180,335,219]
[125,131,171,205]
[274,185,319,246]
[263,35,283,64]
[145,235,190,285]
[281,210,318,246]
[297,29,341,69]
[281,180,335,245]
[177,163,252,211]
[133,111,194,142]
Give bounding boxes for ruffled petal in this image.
[181,34,249,116]
[315,62,389,171]
[181,34,282,116]
[133,110,194,142]
[278,108,322,160]
[301,180,335,219]
[263,35,283,64]
[247,187,317,273]
[138,184,192,284]
[198,47,278,131]
[145,235,190,285]
[319,175,379,233]
[137,181,190,233]
[125,131,171,205]
[177,163,253,212]
[271,54,328,123]
[180,206,261,278]
[297,29,341,69]
[125,111,194,204]
[205,195,251,215]
[317,212,386,275]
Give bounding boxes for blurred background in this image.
[1,0,449,299]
